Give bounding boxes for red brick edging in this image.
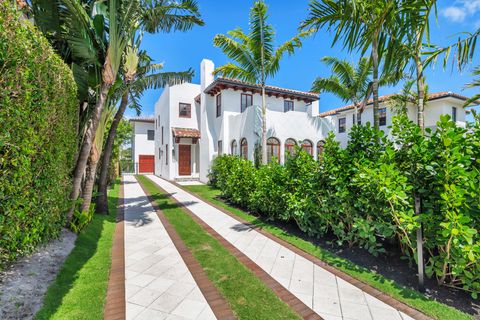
[104,178,126,320]
[161,180,321,320]
[137,177,236,320]
[173,181,433,320]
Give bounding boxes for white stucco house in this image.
[130,58,475,182]
[129,118,155,174]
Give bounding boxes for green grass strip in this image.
[136,175,301,320]
[35,180,120,320]
[183,184,473,320]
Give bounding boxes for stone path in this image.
[146,175,420,320]
[123,175,216,320]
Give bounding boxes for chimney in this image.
[201,59,215,91]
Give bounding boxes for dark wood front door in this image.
[178,145,191,176]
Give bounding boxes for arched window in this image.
[266,137,280,163]
[301,140,313,155]
[231,140,238,155]
[317,140,325,160]
[285,138,297,157]
[240,138,248,159]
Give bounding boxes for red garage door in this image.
[138,155,154,173]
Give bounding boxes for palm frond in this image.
[141,0,204,33]
[213,63,257,84]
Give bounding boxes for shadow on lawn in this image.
[34,187,119,320]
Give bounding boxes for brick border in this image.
[104,178,126,320]
[137,177,236,320]
[154,180,321,320]
[173,181,433,320]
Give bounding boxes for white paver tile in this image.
[313,296,342,317]
[340,301,373,320]
[370,306,402,320]
[149,292,184,313]
[171,299,207,319]
[126,302,145,320]
[129,287,164,307]
[135,308,169,320]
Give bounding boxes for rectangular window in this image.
[166,144,169,165]
[352,113,356,126]
[179,103,191,118]
[241,93,253,112]
[158,147,161,159]
[452,106,457,122]
[157,115,161,127]
[338,117,346,133]
[218,140,223,155]
[379,108,387,126]
[147,130,154,141]
[284,100,294,112]
[216,94,222,117]
[357,112,362,125]
[161,126,164,144]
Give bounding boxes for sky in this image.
[129,0,480,118]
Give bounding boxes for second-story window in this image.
[284,100,294,112]
[241,93,253,112]
[357,112,362,125]
[452,106,457,122]
[161,126,164,144]
[147,130,154,141]
[179,103,191,118]
[218,140,223,155]
[216,94,222,117]
[338,117,346,133]
[379,108,387,126]
[352,113,356,126]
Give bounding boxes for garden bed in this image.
[184,184,480,320]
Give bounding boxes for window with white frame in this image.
[338,117,346,133]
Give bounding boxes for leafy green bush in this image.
[210,114,480,297]
[0,4,78,267]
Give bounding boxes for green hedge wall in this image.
[0,4,78,267]
[209,114,480,298]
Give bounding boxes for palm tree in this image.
[391,0,436,132]
[213,1,310,164]
[32,0,203,219]
[95,47,194,214]
[301,0,403,130]
[312,57,371,120]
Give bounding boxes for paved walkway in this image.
[147,175,417,320]
[123,175,216,320]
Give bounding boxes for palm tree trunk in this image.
[372,34,380,130]
[96,92,129,214]
[416,57,425,133]
[261,85,267,165]
[81,144,101,213]
[67,80,111,221]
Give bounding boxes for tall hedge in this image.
[209,114,480,298]
[0,3,78,267]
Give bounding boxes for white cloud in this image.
[441,0,480,23]
[442,6,467,22]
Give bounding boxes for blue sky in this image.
[130,0,480,118]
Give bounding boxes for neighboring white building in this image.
[129,58,475,181]
[129,118,155,173]
[320,92,470,147]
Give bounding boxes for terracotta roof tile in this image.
[204,78,318,102]
[318,92,476,117]
[172,127,201,138]
[129,117,154,123]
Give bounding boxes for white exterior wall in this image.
[331,98,468,147]
[154,83,201,180]
[132,121,155,170]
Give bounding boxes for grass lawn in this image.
[35,180,120,320]
[136,175,301,320]
[183,184,473,320]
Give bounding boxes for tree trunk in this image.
[416,57,425,132]
[67,80,111,221]
[261,85,267,165]
[96,92,129,214]
[80,144,101,213]
[372,34,380,130]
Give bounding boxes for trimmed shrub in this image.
[210,114,480,297]
[0,4,78,267]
